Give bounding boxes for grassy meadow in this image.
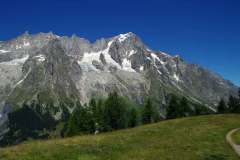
[0,114,240,160]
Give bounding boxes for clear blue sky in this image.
[0,0,239,85]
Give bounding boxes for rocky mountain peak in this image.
[0,32,238,119]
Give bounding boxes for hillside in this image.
[0,114,240,160]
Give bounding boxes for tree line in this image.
[2,89,236,145]
[217,89,240,114]
[62,92,211,137]
[62,92,159,137]
[166,95,212,119]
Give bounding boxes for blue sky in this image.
[0,0,239,85]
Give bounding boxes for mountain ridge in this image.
[0,32,238,118]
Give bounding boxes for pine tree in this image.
[129,108,138,127]
[179,97,192,117]
[194,104,212,115]
[103,92,128,131]
[43,103,56,129]
[238,88,240,109]
[103,92,116,131]
[142,98,153,124]
[77,106,95,134]
[4,103,45,145]
[95,99,105,132]
[238,88,240,99]
[66,102,95,136]
[66,108,80,137]
[217,98,227,114]
[60,103,70,122]
[166,95,179,119]
[228,95,239,113]
[117,97,129,129]
[89,98,97,113]
[238,88,240,110]
[30,100,36,110]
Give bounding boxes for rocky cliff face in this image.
[0,32,238,122]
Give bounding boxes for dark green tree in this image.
[30,100,36,109]
[66,103,95,137]
[103,92,128,131]
[66,109,80,136]
[129,108,138,127]
[89,98,97,113]
[179,97,192,117]
[95,99,105,132]
[238,87,240,107]
[142,98,153,124]
[238,88,240,99]
[43,103,56,129]
[78,106,95,134]
[217,98,228,114]
[60,103,70,122]
[89,98,98,129]
[194,104,212,115]
[166,95,179,119]
[9,103,45,131]
[228,95,240,113]
[238,88,240,108]
[2,103,47,145]
[35,103,42,114]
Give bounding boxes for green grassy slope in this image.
[1,114,240,160]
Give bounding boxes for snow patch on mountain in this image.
[78,61,98,72]
[151,53,160,62]
[79,40,122,71]
[23,41,30,47]
[121,58,135,72]
[81,51,101,64]
[173,73,180,82]
[160,51,172,58]
[16,41,31,49]
[34,55,46,62]
[128,50,136,57]
[118,32,133,43]
[0,55,29,66]
[118,34,129,42]
[16,45,21,49]
[146,56,151,61]
[151,53,167,65]
[79,39,137,72]
[79,51,102,72]
[0,50,11,54]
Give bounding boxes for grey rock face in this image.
[0,32,238,118]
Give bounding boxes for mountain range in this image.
[0,32,238,136]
